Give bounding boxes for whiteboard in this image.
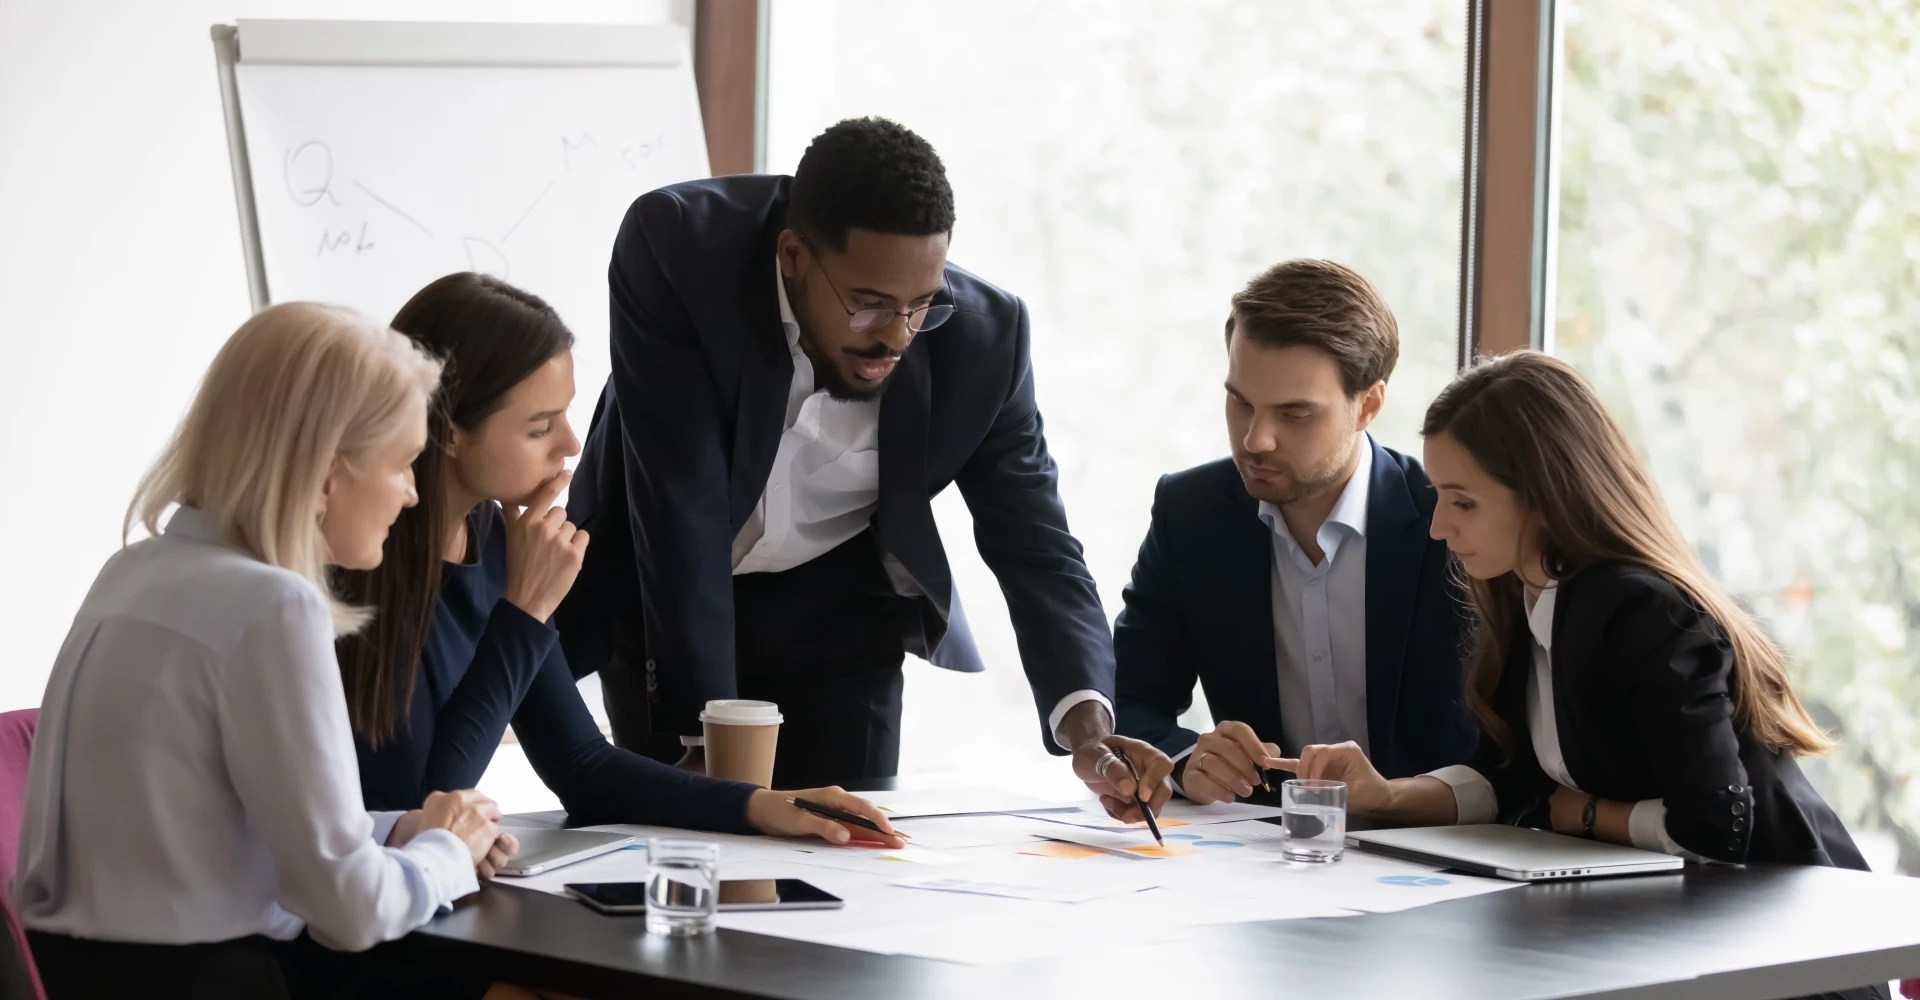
[216,20,711,459]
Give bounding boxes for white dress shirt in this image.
[1173,437,1373,791]
[691,263,1109,748]
[12,508,477,951]
[1427,584,1700,858]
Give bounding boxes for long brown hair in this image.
[332,273,574,745]
[1422,351,1832,758]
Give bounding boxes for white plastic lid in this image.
[699,699,783,725]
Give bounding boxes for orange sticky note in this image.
[1128,818,1189,830]
[1124,843,1202,858]
[1019,842,1104,859]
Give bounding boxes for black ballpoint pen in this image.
[1107,747,1164,846]
[785,796,912,842]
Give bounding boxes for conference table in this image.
[393,778,1920,1000]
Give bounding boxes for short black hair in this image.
[788,117,955,252]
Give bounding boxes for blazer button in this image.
[1728,841,1741,853]
[1731,802,1747,816]
[1727,784,1743,794]
[1730,818,1746,832]
[645,659,657,673]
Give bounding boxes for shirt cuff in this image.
[368,810,405,848]
[1627,798,1712,862]
[1426,765,1498,824]
[1048,690,1114,751]
[681,736,705,748]
[1167,744,1198,798]
[396,827,482,909]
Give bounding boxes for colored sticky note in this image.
[1127,818,1190,830]
[1019,841,1105,860]
[1123,843,1203,859]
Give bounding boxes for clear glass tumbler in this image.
[645,837,720,936]
[1282,779,1348,863]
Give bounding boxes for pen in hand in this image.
[785,796,912,843]
[1106,746,1164,846]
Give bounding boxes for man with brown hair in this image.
[1114,259,1474,804]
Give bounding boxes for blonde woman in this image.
[12,304,509,999]
[1279,352,1870,868]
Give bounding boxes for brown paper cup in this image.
[701,700,782,787]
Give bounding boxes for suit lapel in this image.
[1364,440,1423,767]
[1215,477,1283,742]
[874,343,948,609]
[728,227,796,533]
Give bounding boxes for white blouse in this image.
[1427,585,1700,858]
[12,508,477,950]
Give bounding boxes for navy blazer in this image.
[354,505,757,832]
[560,175,1114,749]
[1114,442,1476,780]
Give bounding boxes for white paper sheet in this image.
[490,794,1527,966]
[862,787,1080,818]
[1015,799,1287,833]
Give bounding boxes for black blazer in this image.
[559,175,1115,747]
[1113,445,1476,780]
[1474,563,1868,869]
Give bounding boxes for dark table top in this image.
[400,785,1920,1000]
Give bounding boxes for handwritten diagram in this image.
[280,131,667,278]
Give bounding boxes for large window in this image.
[767,0,1467,776]
[1554,0,1920,872]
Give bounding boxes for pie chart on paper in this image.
[1377,874,1453,887]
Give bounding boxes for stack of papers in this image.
[489,790,1528,967]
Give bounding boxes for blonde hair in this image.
[127,302,444,634]
[1423,351,1833,758]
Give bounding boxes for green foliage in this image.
[1555,0,1920,869]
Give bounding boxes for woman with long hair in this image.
[334,272,903,844]
[14,303,511,998]
[1279,351,1868,873]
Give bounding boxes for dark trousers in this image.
[604,530,914,787]
[25,929,486,1000]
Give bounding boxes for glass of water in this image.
[645,838,720,936]
[1282,779,1348,863]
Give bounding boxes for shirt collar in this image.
[774,256,802,351]
[163,505,216,542]
[1256,433,1376,546]
[1526,584,1559,651]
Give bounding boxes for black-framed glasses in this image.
[800,236,955,334]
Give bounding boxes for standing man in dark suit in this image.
[559,118,1171,816]
[1114,260,1475,805]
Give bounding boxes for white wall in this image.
[0,1,683,712]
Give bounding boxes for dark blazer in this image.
[559,174,1114,748]
[355,505,756,832]
[1113,444,1476,780]
[1474,562,1868,870]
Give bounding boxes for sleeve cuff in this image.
[1426,764,1498,824]
[368,810,405,848]
[1627,798,1712,862]
[398,828,481,908]
[1167,744,1197,798]
[1048,690,1114,751]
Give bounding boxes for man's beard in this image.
[1241,446,1354,507]
[801,335,897,403]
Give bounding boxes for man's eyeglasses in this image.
[800,236,955,334]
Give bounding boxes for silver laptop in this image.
[1346,824,1685,882]
[497,828,635,877]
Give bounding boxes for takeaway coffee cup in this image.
[701,700,782,787]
